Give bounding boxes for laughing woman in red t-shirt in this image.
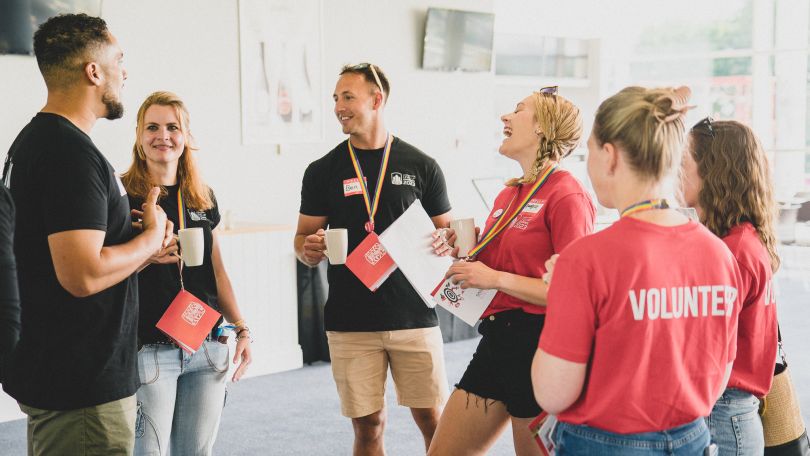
[427,88,595,456]
[681,118,779,456]
[532,87,742,455]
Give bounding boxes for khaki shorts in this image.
[20,395,136,456]
[327,326,449,418]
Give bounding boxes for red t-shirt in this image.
[476,170,595,317]
[538,216,741,434]
[723,222,778,397]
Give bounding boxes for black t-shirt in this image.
[129,185,221,344]
[2,113,138,410]
[0,185,20,383]
[300,137,451,331]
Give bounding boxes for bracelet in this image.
[236,326,250,336]
[235,332,253,342]
[231,319,246,330]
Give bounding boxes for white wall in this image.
[0,0,503,226]
[1,0,513,422]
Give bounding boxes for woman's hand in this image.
[431,226,481,258]
[543,254,559,285]
[431,228,457,257]
[445,260,502,290]
[231,330,252,382]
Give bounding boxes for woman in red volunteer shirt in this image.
[532,86,742,455]
[681,118,779,455]
[428,87,595,456]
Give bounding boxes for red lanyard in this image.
[347,135,392,233]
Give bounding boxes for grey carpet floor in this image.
[1,288,808,455]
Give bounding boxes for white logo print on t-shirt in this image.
[390,172,416,187]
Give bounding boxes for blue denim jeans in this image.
[707,388,763,456]
[554,417,711,455]
[134,341,229,456]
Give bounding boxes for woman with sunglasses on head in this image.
[532,87,742,455]
[681,118,778,456]
[427,87,595,456]
[122,91,252,456]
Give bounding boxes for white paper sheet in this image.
[379,200,495,325]
[430,277,497,326]
[378,200,451,309]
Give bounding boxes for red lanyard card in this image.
[156,289,221,354]
[345,232,398,291]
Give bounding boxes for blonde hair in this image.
[688,120,780,272]
[121,91,213,210]
[593,86,692,182]
[506,91,583,186]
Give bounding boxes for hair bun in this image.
[653,86,694,123]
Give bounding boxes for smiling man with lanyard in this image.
[294,63,453,455]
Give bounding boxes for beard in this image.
[102,90,125,120]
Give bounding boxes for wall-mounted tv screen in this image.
[422,7,494,72]
[0,0,102,55]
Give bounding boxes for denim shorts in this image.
[456,309,544,418]
[554,417,711,455]
[707,388,763,456]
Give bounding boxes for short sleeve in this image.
[538,254,597,363]
[207,189,221,229]
[420,159,451,217]
[547,193,595,253]
[41,148,109,235]
[299,161,329,216]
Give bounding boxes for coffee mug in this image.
[450,218,476,258]
[324,228,348,265]
[178,227,204,267]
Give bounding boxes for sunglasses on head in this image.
[538,86,559,95]
[692,116,714,138]
[348,62,384,94]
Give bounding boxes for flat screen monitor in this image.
[0,0,102,55]
[422,7,494,72]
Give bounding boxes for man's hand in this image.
[302,229,327,266]
[140,187,171,251]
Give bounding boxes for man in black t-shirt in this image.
[1,14,173,456]
[295,63,452,454]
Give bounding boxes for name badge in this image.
[343,177,367,197]
[522,199,544,214]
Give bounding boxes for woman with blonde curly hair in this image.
[533,87,741,454]
[122,91,252,456]
[681,118,779,456]
[428,87,595,456]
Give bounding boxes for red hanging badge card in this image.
[156,289,221,354]
[345,232,397,291]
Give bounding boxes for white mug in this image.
[450,218,476,258]
[324,228,348,265]
[178,227,204,267]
